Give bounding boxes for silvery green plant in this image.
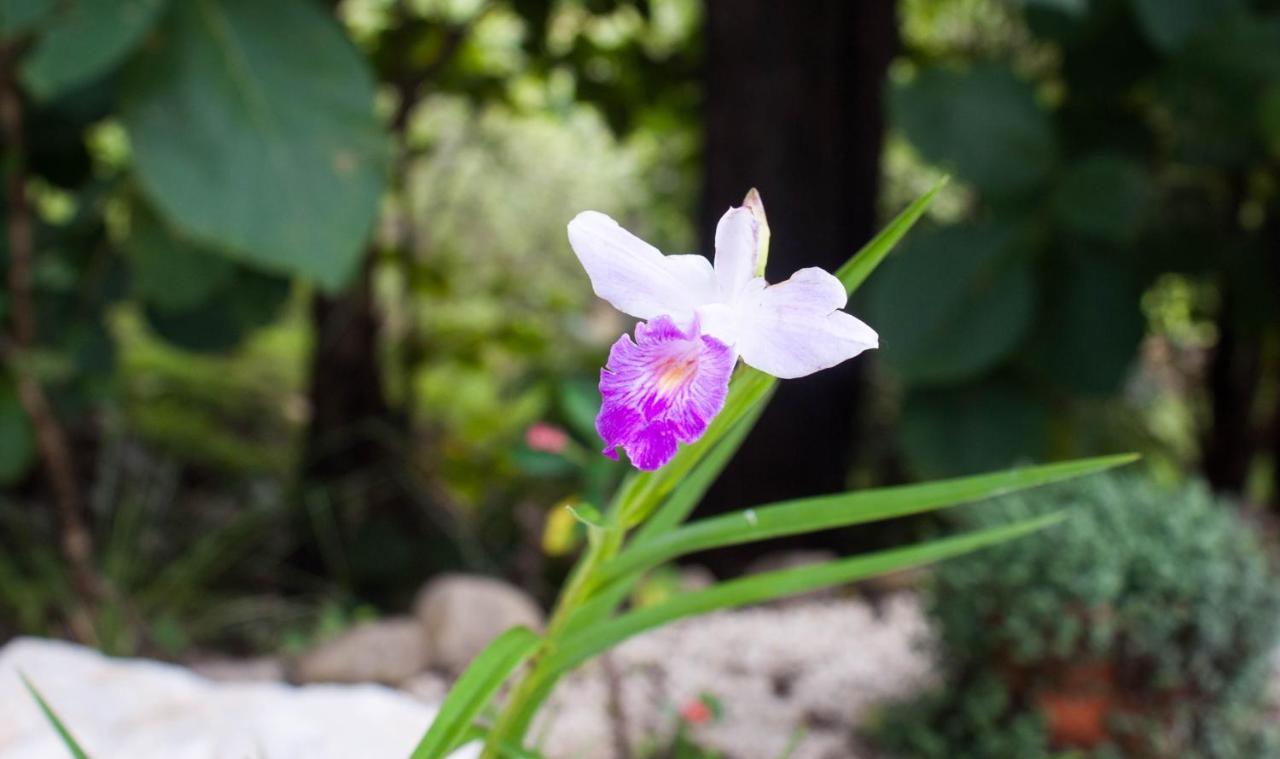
[407,180,1137,759]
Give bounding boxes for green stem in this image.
[481,525,625,757]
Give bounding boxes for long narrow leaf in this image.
[559,397,774,637]
[613,368,775,526]
[597,454,1136,587]
[546,513,1065,674]
[408,626,542,759]
[835,176,946,294]
[20,673,92,759]
[635,389,773,542]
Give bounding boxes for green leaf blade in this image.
[408,626,542,759]
[549,514,1067,674]
[835,175,946,295]
[599,454,1136,587]
[613,367,775,527]
[20,673,92,759]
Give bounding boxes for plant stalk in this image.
[0,44,101,642]
[480,522,626,757]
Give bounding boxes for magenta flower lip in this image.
[597,316,735,471]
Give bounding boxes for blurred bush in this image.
[877,0,1280,502]
[873,474,1280,757]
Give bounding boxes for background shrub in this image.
[873,474,1280,758]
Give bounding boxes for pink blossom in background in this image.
[525,422,570,454]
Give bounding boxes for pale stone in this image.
[0,637,477,759]
[288,617,429,685]
[414,574,545,674]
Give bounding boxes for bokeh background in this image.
[2,0,1280,754]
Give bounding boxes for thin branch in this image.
[1,44,101,642]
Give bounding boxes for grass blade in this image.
[835,176,946,295]
[597,454,1135,587]
[547,513,1065,674]
[408,626,542,759]
[20,673,92,759]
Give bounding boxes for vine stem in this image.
[0,43,101,642]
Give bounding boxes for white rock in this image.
[0,637,477,759]
[534,595,936,759]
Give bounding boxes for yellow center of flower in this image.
[655,355,698,394]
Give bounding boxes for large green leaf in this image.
[893,64,1056,197]
[1131,0,1241,52]
[597,454,1135,586]
[868,221,1036,385]
[1051,154,1151,244]
[21,0,168,101]
[142,268,290,353]
[0,0,54,39]
[901,378,1050,478]
[1028,254,1144,396]
[121,0,390,290]
[548,514,1066,674]
[408,626,542,759]
[0,382,35,486]
[129,204,236,313]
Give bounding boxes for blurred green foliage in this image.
[1,0,703,646]
[873,474,1280,757]
[877,0,1280,494]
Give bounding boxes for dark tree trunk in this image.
[1201,288,1262,497]
[302,259,395,481]
[698,1,895,543]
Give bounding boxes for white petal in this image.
[568,211,717,321]
[713,206,759,301]
[735,268,878,379]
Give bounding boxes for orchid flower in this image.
[567,190,878,471]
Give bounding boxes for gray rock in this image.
[288,617,429,685]
[189,656,284,683]
[678,564,717,592]
[415,574,545,674]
